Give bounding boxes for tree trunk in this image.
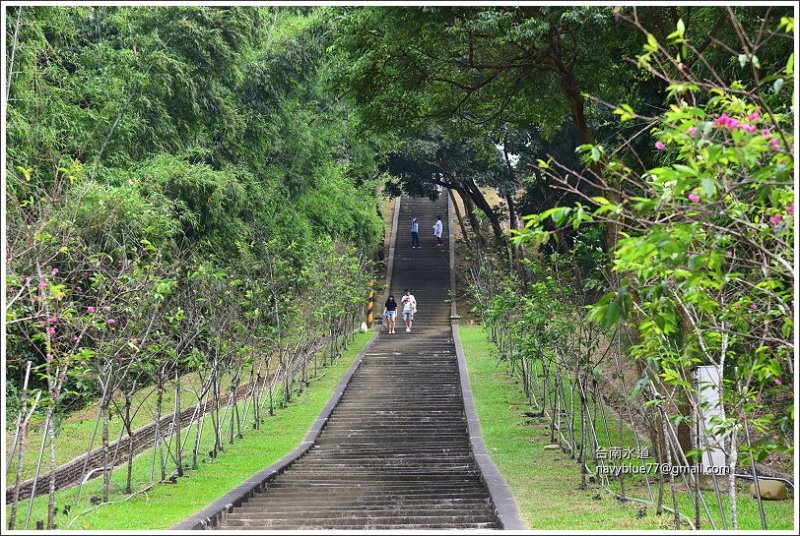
[8,362,33,530]
[101,398,110,503]
[155,374,166,481]
[174,370,183,477]
[728,425,739,529]
[448,189,471,244]
[45,399,57,529]
[456,187,487,247]
[553,43,619,252]
[124,393,135,493]
[462,177,505,243]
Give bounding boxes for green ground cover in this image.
[7,331,374,530]
[459,325,794,531]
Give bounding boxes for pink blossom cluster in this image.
[712,110,783,151]
[712,114,756,132]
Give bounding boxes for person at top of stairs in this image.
[411,217,420,248]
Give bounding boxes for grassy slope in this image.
[7,331,374,530]
[7,369,239,481]
[459,325,794,531]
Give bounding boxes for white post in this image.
[693,365,726,473]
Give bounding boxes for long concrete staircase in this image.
[213,195,501,529]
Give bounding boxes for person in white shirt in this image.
[433,216,443,246]
[400,289,417,332]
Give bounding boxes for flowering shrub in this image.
[516,15,794,528]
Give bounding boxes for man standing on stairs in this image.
[411,217,420,248]
[401,289,417,332]
[433,215,443,247]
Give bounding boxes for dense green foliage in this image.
[6,5,383,403]
[5,7,385,529]
[3,4,795,531]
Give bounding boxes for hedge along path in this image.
[4,331,340,504]
[174,194,523,530]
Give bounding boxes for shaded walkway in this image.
[176,195,518,529]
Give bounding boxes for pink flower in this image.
[713,114,740,130]
[49,317,58,324]
[25,277,32,287]
[761,129,771,136]
[769,214,783,224]
[46,327,56,336]
[46,353,53,360]
[748,109,761,121]
[38,280,47,289]
[735,303,742,309]
[787,203,794,214]
[38,320,46,326]
[713,114,731,127]
[106,319,116,325]
[726,250,734,257]
[72,335,79,342]
[738,124,757,133]
[740,414,748,420]
[687,126,697,135]
[51,268,59,276]
[771,138,781,151]
[687,193,701,203]
[87,307,95,313]
[655,141,666,150]
[774,378,782,385]
[749,303,758,310]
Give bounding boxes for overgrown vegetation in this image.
[460,325,794,530]
[5,6,384,529]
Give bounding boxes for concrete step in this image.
[217,521,500,530]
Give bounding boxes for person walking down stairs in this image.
[383,294,398,334]
[401,289,417,332]
[433,216,443,247]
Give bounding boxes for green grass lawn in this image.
[6,331,374,530]
[459,325,795,531]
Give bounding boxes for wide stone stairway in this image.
[214,195,501,529]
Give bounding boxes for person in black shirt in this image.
[383,294,398,334]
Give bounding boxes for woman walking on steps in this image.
[411,217,420,248]
[383,294,398,334]
[433,216,443,246]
